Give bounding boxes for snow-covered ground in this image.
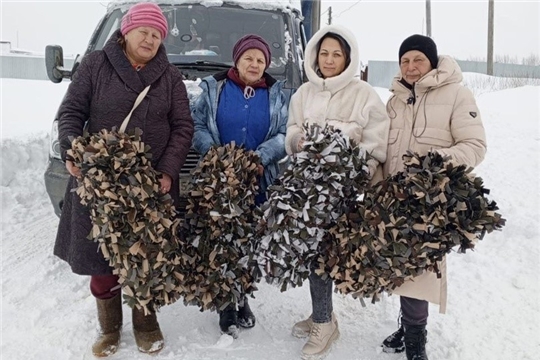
[1,76,539,360]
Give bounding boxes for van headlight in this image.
[49,120,62,159]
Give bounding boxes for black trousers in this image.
[400,296,429,326]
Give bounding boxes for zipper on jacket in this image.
[403,83,417,156]
[407,84,416,105]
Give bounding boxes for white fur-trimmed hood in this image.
[304,24,360,94]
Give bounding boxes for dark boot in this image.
[381,324,405,353]
[237,297,256,329]
[132,307,164,353]
[404,325,429,360]
[219,304,239,338]
[92,294,122,357]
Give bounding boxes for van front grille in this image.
[179,148,200,176]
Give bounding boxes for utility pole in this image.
[328,6,332,25]
[426,0,432,37]
[487,0,494,75]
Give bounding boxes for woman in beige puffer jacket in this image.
[381,34,487,360]
[385,55,486,177]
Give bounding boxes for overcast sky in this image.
[1,0,539,63]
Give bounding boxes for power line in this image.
[333,0,362,18]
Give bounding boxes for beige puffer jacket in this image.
[385,55,487,313]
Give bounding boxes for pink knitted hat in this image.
[121,2,168,40]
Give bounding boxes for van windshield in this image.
[93,4,287,74]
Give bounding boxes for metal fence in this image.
[3,54,539,87]
[1,55,75,81]
[367,60,540,88]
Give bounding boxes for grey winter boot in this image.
[404,325,429,360]
[92,294,123,357]
[132,307,164,353]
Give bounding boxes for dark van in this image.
[43,0,320,217]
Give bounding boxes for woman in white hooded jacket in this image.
[285,25,390,360]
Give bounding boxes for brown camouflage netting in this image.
[321,151,506,304]
[68,128,183,314]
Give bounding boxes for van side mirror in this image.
[45,45,72,83]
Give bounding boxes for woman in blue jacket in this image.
[191,34,289,336]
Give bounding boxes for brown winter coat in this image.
[384,55,487,313]
[54,30,194,275]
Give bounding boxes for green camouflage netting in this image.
[255,124,371,292]
[177,143,261,312]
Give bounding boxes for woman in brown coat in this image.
[381,34,486,360]
[53,2,193,356]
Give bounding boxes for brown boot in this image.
[92,294,122,357]
[132,307,164,353]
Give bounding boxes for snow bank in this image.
[462,72,540,96]
[0,134,51,236]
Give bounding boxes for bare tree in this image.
[522,53,540,66]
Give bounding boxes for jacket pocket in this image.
[388,128,400,144]
[414,128,453,151]
[384,128,401,176]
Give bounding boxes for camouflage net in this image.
[322,151,506,304]
[177,143,261,312]
[68,128,183,313]
[255,124,371,291]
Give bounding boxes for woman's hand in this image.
[66,160,81,178]
[297,137,305,152]
[366,159,379,180]
[257,164,264,176]
[159,173,172,193]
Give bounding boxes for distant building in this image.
[1,40,74,80]
[0,40,11,54]
[1,40,42,56]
